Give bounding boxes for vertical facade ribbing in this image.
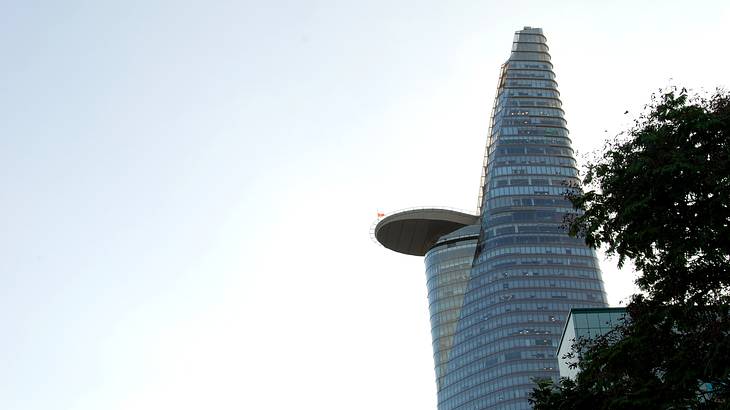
[425,225,480,392]
[434,27,607,410]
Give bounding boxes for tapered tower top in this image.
[521,26,543,33]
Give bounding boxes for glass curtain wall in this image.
[436,27,608,410]
[425,225,480,393]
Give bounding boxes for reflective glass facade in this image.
[557,308,627,379]
[375,26,608,410]
[438,27,607,410]
[425,225,480,392]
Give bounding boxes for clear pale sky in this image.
[2,1,728,409]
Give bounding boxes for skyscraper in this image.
[374,27,607,409]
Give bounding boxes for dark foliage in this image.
[566,88,730,304]
[530,300,730,409]
[530,89,730,409]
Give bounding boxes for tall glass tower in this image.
[374,27,607,410]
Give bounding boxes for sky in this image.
[1,1,729,409]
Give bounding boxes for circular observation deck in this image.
[374,208,479,256]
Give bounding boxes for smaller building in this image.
[556,307,627,379]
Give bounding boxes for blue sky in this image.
[2,1,729,409]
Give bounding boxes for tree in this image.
[568,88,730,305]
[529,89,730,409]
